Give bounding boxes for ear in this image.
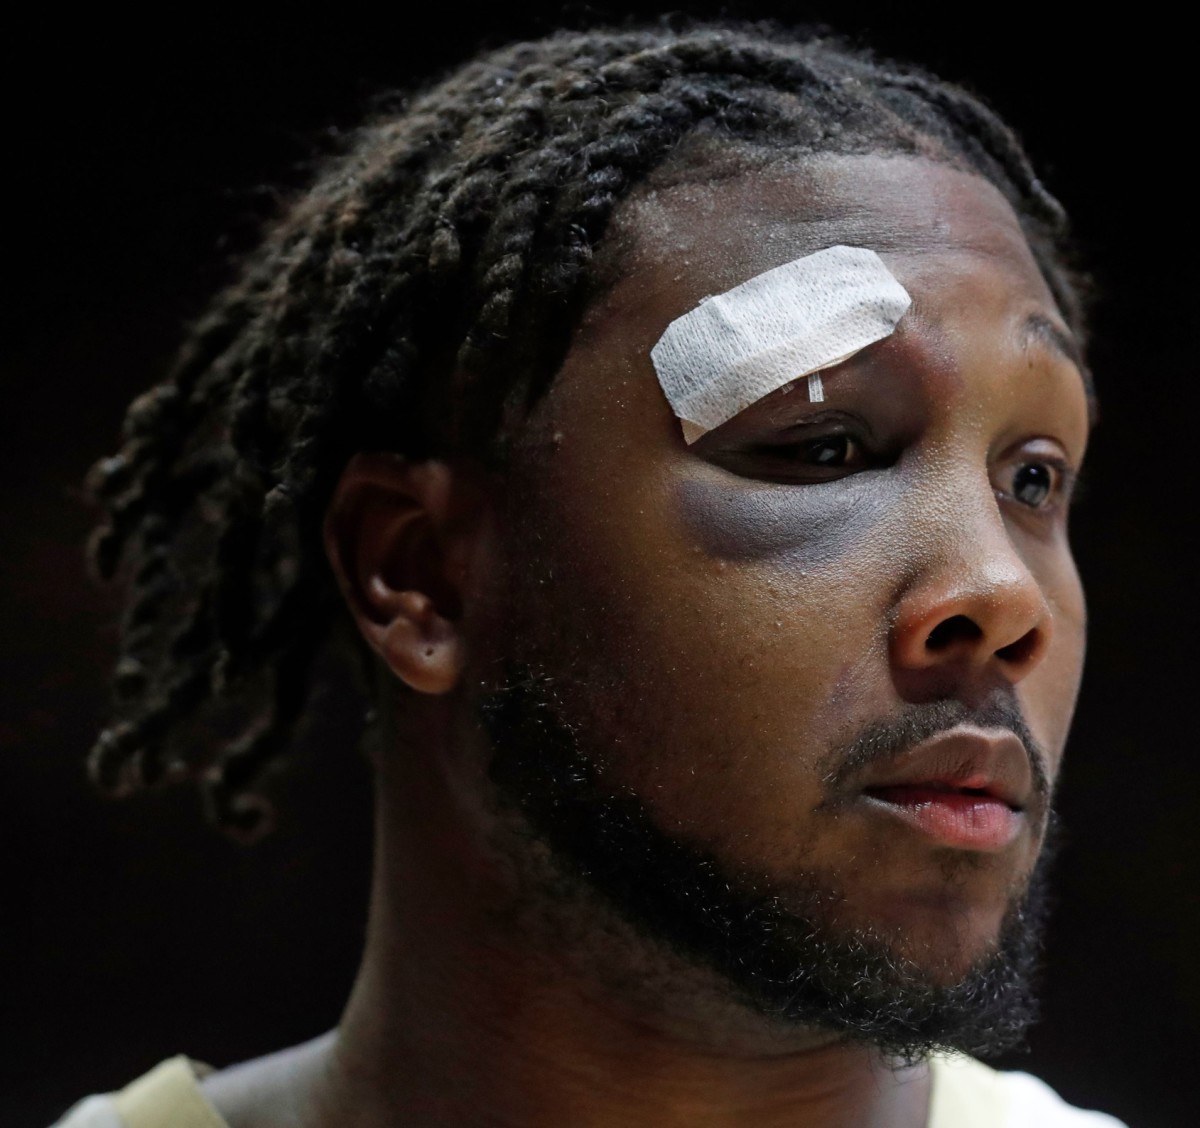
[323,453,474,695]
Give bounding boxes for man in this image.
[62,22,1127,1127]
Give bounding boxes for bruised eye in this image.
[698,413,879,484]
[746,432,868,479]
[802,434,856,467]
[765,432,867,471]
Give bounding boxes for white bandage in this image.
[650,245,911,442]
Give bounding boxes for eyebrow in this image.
[1023,312,1098,424]
[1024,313,1080,367]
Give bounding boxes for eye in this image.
[1012,462,1053,507]
[697,412,881,484]
[996,455,1073,511]
[799,434,857,467]
[739,431,869,482]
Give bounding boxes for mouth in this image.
[853,729,1034,852]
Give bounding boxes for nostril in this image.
[996,628,1042,668]
[925,614,983,652]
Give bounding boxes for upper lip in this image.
[855,727,1034,811]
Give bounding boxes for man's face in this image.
[470,155,1089,1051]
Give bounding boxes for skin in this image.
[201,154,1091,1127]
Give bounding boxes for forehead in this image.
[513,152,1091,490]
[585,154,1066,349]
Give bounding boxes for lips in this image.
[853,728,1034,851]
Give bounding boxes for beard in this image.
[479,663,1055,1064]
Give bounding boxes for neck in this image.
[329,950,929,1128]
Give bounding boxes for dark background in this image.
[4,5,1192,1126]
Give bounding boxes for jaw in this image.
[477,668,1054,1059]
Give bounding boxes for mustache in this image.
[820,694,1052,803]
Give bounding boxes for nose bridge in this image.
[924,483,1028,599]
[889,463,1050,681]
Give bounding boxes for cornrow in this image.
[86,22,1085,837]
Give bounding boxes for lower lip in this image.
[861,786,1023,851]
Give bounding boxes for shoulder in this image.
[51,1035,334,1128]
[50,1057,228,1128]
[999,1071,1130,1128]
[50,1095,123,1128]
[929,1053,1130,1128]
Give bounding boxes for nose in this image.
[890,498,1052,694]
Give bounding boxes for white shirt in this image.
[53,1052,1131,1127]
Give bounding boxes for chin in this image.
[828,886,1018,986]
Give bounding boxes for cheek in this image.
[503,455,903,867]
[659,471,906,746]
[1021,545,1087,775]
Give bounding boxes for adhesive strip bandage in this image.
[650,245,911,443]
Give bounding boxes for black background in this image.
[4,5,1192,1126]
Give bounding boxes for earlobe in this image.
[324,454,469,696]
[376,591,465,695]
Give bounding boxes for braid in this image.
[87,21,1086,835]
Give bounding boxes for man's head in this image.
[87,23,1090,1063]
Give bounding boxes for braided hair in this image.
[86,22,1084,837]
